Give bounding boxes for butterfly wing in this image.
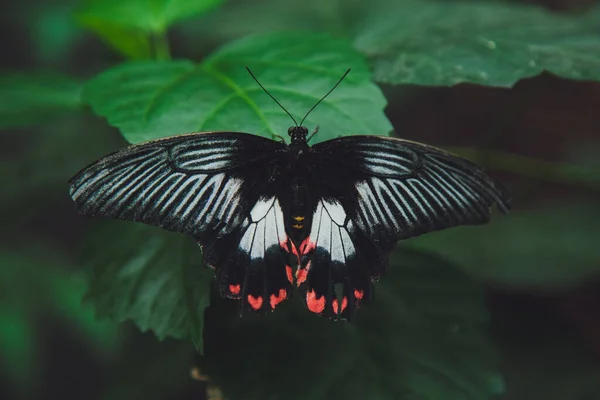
[69,132,293,314]
[296,135,511,319]
[290,198,380,320]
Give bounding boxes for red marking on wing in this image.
[280,238,292,253]
[285,265,293,284]
[332,296,348,315]
[354,289,364,301]
[297,237,316,257]
[290,241,299,258]
[306,289,325,313]
[247,295,263,310]
[296,260,310,286]
[229,284,241,295]
[269,289,287,309]
[282,237,316,264]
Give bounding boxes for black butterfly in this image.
[69,68,510,320]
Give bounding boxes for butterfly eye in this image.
[301,127,308,135]
[287,127,295,136]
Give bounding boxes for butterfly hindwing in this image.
[211,196,293,314]
[290,199,378,320]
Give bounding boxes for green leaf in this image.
[0,73,82,129]
[353,0,600,86]
[77,0,224,34]
[406,205,600,288]
[76,18,153,60]
[82,222,211,351]
[201,248,502,400]
[83,32,393,143]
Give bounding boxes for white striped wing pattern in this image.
[69,132,285,239]
[312,136,511,245]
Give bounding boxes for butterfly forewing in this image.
[311,135,510,247]
[69,132,283,236]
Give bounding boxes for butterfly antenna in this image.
[246,66,298,126]
[299,68,351,127]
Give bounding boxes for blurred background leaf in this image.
[76,19,153,60]
[0,114,123,224]
[0,248,118,395]
[77,0,224,33]
[76,0,224,59]
[353,0,600,86]
[180,0,600,87]
[0,73,82,129]
[407,204,600,288]
[83,32,392,143]
[200,248,502,400]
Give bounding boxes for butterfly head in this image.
[288,126,309,144]
[246,66,351,146]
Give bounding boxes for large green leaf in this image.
[77,0,224,33]
[407,204,600,288]
[200,248,502,400]
[82,222,211,351]
[83,32,393,143]
[354,0,600,86]
[177,0,600,86]
[0,73,82,129]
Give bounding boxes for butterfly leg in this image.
[306,126,319,143]
[272,134,286,144]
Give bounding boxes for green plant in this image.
[3,0,600,399]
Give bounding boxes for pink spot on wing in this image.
[229,284,241,295]
[296,261,311,286]
[306,290,325,314]
[298,237,316,256]
[333,297,348,315]
[354,289,364,301]
[247,295,263,311]
[269,289,287,309]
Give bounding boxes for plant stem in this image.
[153,31,171,61]
[446,146,600,190]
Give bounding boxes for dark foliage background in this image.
[1,0,600,399]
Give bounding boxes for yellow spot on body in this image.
[293,216,305,221]
[292,224,303,229]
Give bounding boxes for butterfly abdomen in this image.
[287,176,313,242]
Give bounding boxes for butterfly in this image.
[69,68,511,320]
